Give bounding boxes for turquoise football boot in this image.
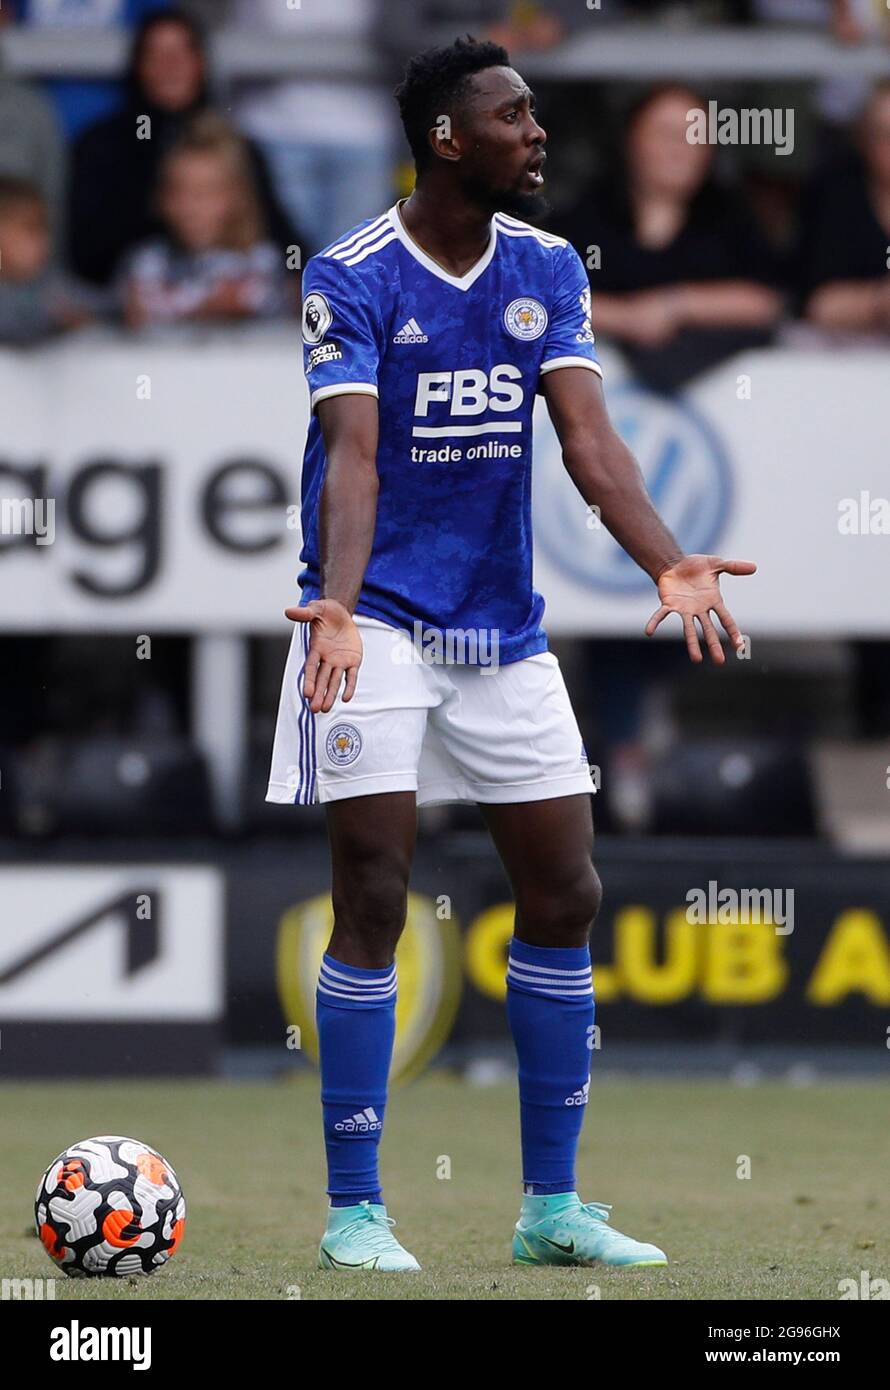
[512,1193,667,1268]
[318,1201,421,1272]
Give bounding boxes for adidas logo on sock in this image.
[334,1106,382,1133]
[564,1081,590,1107]
[393,317,429,344]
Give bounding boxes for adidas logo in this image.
[334,1106,382,1133]
[564,1081,590,1107]
[393,317,429,344]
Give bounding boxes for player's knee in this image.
[519,864,602,946]
[559,865,602,940]
[331,864,409,957]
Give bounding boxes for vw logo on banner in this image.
[533,385,732,595]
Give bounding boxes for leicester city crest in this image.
[325,723,363,766]
[504,297,548,341]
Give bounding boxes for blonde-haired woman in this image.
[122,114,295,327]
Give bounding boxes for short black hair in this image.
[394,35,511,173]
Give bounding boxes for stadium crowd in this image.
[0,0,889,384]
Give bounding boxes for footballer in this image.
[267,36,755,1272]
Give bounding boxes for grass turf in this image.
[2,1075,888,1300]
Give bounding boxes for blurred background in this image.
[2,0,890,1088]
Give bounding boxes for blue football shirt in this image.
[297,200,602,665]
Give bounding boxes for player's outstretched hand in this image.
[645,554,757,665]
[285,598,364,712]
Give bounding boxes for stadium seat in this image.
[650,738,815,837]
[0,747,21,835]
[47,735,216,837]
[810,740,890,854]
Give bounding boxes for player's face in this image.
[455,66,548,216]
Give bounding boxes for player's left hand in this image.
[645,553,757,664]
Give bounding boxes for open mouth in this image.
[526,153,546,186]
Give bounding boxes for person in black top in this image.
[67,8,300,287]
[553,84,784,392]
[802,80,890,334]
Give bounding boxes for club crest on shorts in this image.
[326,723,363,766]
[504,297,548,341]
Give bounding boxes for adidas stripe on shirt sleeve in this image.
[300,248,383,412]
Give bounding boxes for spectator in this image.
[233,0,398,254]
[0,4,66,246]
[119,113,292,328]
[378,0,616,59]
[553,85,784,392]
[832,0,890,47]
[802,81,890,335]
[0,177,95,344]
[16,0,173,139]
[68,8,298,286]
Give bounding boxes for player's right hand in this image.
[285,598,363,713]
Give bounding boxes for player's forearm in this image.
[672,281,783,329]
[805,280,887,331]
[578,293,638,338]
[317,453,379,613]
[562,429,684,582]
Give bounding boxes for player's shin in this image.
[315,954,397,1206]
[506,938,594,1195]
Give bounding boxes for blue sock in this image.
[506,937,594,1196]
[316,953,396,1208]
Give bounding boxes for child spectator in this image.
[0,177,94,344]
[120,113,293,328]
[0,3,67,247]
[68,9,299,286]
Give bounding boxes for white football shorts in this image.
[265,616,595,807]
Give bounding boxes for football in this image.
[35,1136,186,1278]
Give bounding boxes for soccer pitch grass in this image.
[3,1074,888,1301]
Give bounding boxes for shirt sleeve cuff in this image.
[309,381,379,411]
[539,356,604,378]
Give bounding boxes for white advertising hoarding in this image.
[0,865,224,1021]
[0,334,886,636]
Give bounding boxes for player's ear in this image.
[428,114,461,164]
